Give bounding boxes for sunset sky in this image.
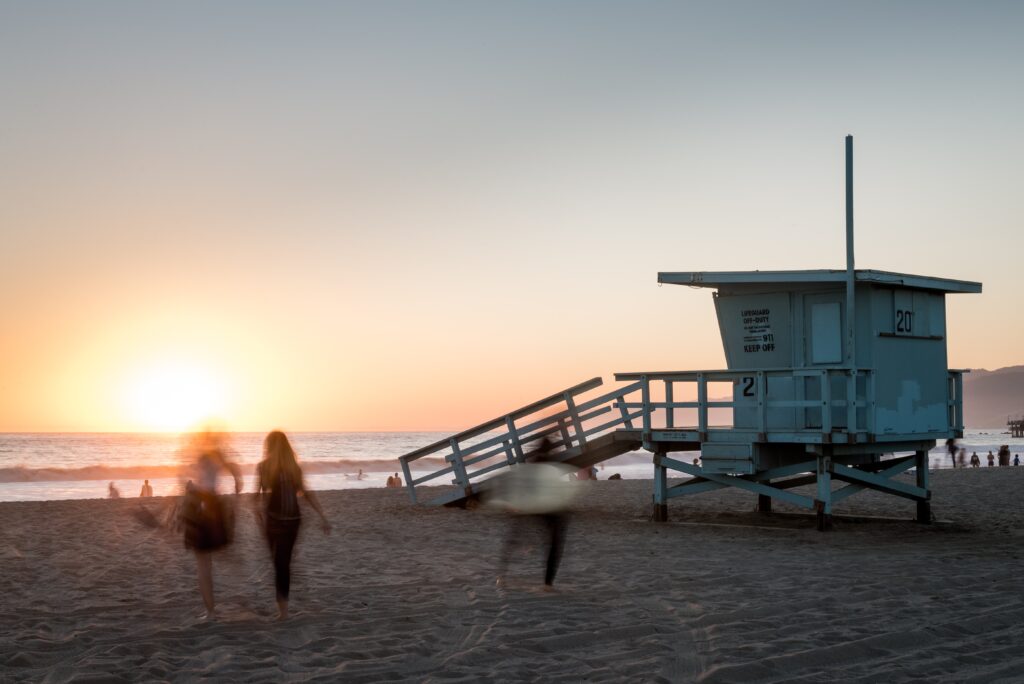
[1,2,1021,432]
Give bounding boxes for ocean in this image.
[1,429,1021,502]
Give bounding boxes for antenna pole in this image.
[845,135,856,369]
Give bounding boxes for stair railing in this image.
[398,377,646,503]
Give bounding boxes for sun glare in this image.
[123,362,228,432]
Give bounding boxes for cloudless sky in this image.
[1,1,1021,431]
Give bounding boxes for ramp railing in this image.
[398,377,647,503]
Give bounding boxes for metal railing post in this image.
[505,416,525,463]
[697,373,708,438]
[846,368,857,438]
[564,391,587,448]
[757,371,767,436]
[954,371,964,431]
[641,376,651,434]
[665,380,674,429]
[449,438,470,490]
[820,370,832,435]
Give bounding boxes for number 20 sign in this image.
[895,309,913,335]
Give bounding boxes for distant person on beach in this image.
[386,474,395,487]
[108,482,120,498]
[958,448,967,468]
[391,472,402,487]
[139,480,153,497]
[987,451,995,467]
[489,438,574,591]
[575,467,597,481]
[998,445,1010,466]
[1015,454,1020,466]
[970,452,980,467]
[255,430,331,621]
[180,430,243,620]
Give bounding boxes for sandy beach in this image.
[2,467,1024,683]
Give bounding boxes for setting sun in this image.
[121,362,228,432]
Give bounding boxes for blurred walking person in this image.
[255,430,331,620]
[489,438,576,591]
[946,438,958,469]
[180,430,243,620]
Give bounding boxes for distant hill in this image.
[962,365,1024,428]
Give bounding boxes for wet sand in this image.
[2,467,1023,682]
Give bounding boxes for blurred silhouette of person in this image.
[1015,454,1020,466]
[108,482,121,498]
[392,472,402,487]
[998,445,1010,466]
[180,430,242,620]
[958,448,967,468]
[490,438,575,591]
[970,452,980,467]
[139,479,153,497]
[987,451,995,467]
[946,438,958,468]
[386,474,395,487]
[255,430,331,620]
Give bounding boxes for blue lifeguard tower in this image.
[399,137,981,529]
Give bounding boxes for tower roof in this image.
[657,269,981,294]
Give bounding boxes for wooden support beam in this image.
[400,457,416,504]
[832,456,915,503]
[916,449,931,524]
[658,455,816,510]
[830,461,929,502]
[816,456,832,531]
[653,452,668,522]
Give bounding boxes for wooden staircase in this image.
[398,378,646,507]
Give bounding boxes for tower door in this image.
[803,294,845,429]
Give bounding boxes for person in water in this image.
[180,430,243,620]
[108,482,121,498]
[255,430,331,620]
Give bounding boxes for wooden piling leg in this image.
[653,455,668,522]
[758,491,773,514]
[916,449,931,524]
[816,456,832,531]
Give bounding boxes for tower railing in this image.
[614,367,966,442]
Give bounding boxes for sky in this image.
[1,1,1021,432]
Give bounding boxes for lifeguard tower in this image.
[399,137,980,529]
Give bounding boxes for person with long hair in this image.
[255,430,330,620]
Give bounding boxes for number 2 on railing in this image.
[741,377,755,397]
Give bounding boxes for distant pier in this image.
[1009,418,1024,438]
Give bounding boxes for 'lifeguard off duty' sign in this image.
[714,292,791,369]
[741,308,774,353]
